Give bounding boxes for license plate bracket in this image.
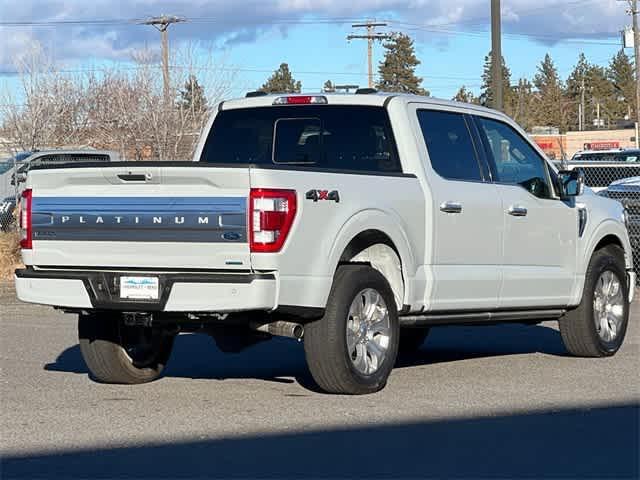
[119,276,160,300]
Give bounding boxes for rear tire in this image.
[559,245,629,357]
[304,265,399,395]
[79,312,175,384]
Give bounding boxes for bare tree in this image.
[0,44,90,152]
[1,41,240,160]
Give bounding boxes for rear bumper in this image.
[15,268,277,312]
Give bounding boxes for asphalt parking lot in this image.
[1,281,638,478]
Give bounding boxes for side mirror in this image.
[558,169,584,198]
[16,172,27,184]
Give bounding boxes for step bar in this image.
[399,308,566,327]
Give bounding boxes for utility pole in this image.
[580,77,586,131]
[491,0,503,111]
[347,21,391,89]
[632,0,640,139]
[140,15,186,104]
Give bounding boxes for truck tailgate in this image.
[26,164,250,270]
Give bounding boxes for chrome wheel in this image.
[346,288,391,375]
[593,270,625,343]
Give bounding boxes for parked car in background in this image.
[10,150,118,188]
[571,149,640,163]
[599,176,640,272]
[561,149,640,192]
[1,150,118,231]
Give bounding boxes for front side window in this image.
[417,110,482,182]
[477,117,553,199]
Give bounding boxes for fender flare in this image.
[582,219,631,272]
[571,219,632,304]
[328,208,417,306]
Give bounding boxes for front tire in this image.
[304,265,400,394]
[559,245,629,357]
[79,312,175,384]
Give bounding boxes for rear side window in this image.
[200,106,401,173]
[417,110,482,182]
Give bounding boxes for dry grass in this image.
[0,231,22,279]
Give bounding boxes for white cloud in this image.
[0,0,628,69]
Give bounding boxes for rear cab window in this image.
[200,105,401,174]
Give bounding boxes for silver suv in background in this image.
[599,176,640,272]
[0,150,118,231]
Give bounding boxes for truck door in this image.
[413,106,503,311]
[473,115,577,308]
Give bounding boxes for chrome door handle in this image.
[440,201,463,214]
[508,205,528,217]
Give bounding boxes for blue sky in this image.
[0,0,631,101]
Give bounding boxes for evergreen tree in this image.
[452,86,478,104]
[178,74,208,113]
[608,49,636,120]
[511,78,536,131]
[261,63,302,93]
[479,51,513,114]
[566,54,614,130]
[323,80,336,93]
[532,54,569,132]
[376,33,427,95]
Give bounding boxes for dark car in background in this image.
[561,149,640,192]
[571,149,640,163]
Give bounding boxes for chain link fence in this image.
[564,161,640,278]
[0,156,19,234]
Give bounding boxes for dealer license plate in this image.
[120,276,159,300]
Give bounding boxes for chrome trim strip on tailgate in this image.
[31,196,247,243]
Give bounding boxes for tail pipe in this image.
[251,320,304,341]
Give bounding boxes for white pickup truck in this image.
[15,92,635,394]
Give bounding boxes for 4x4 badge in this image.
[306,189,340,203]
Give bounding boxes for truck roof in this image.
[220,92,508,120]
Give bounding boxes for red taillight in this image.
[249,189,297,253]
[19,188,32,249]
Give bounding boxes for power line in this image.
[0,16,366,27]
[388,21,621,46]
[0,64,482,81]
[0,13,621,46]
